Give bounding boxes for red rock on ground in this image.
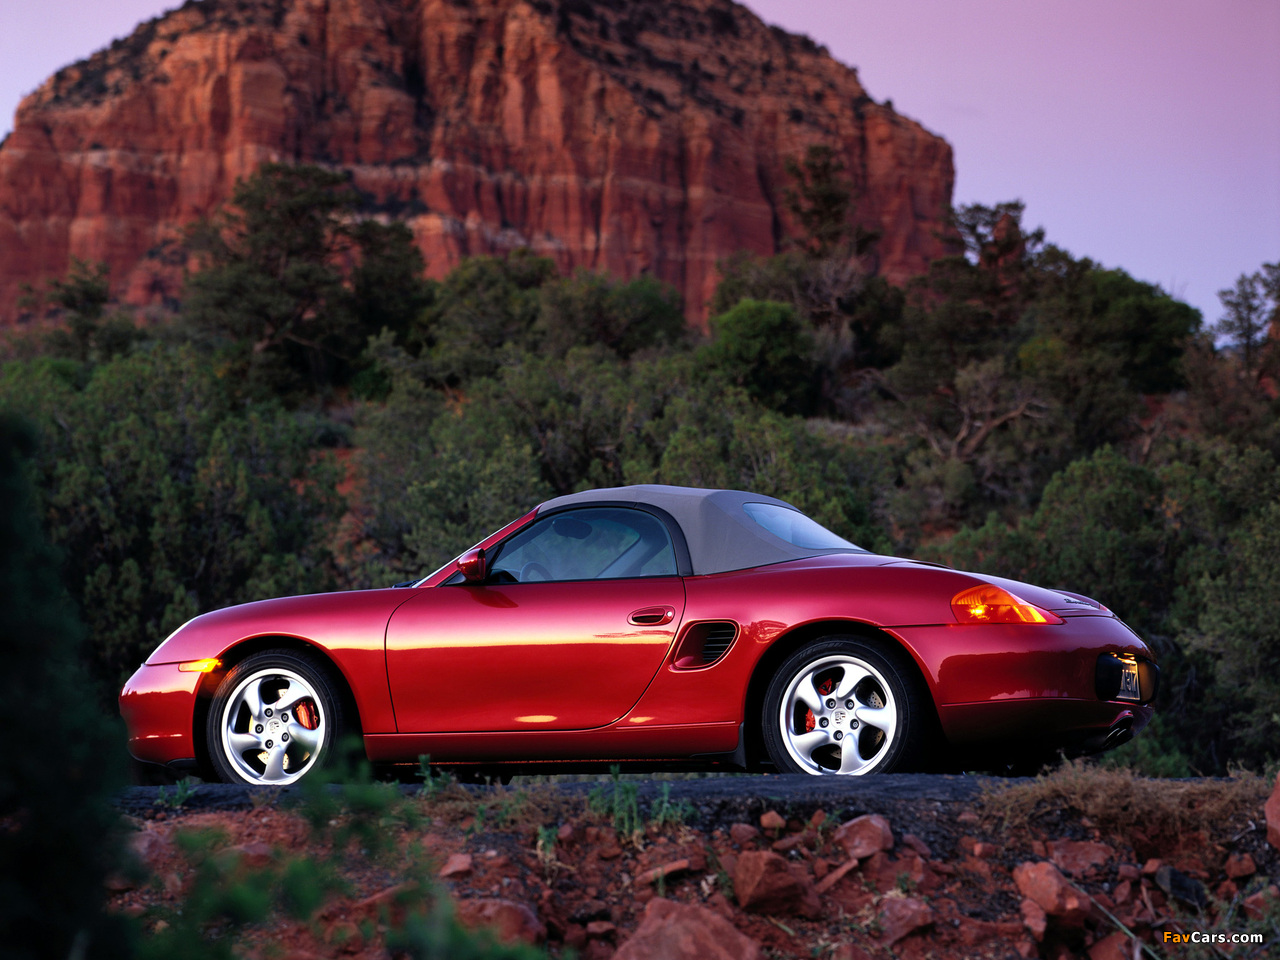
[1019,898,1047,941]
[814,857,859,894]
[438,852,473,878]
[773,832,816,853]
[224,841,275,869]
[1267,772,1280,852]
[1088,931,1130,960]
[1243,886,1279,921]
[733,851,821,919]
[954,917,1024,946]
[1224,853,1256,879]
[862,850,929,894]
[730,823,760,846]
[759,810,786,832]
[902,833,933,858]
[832,814,894,860]
[635,859,690,886]
[324,919,363,954]
[613,897,760,960]
[877,896,933,945]
[128,827,175,873]
[454,898,545,945]
[1047,840,1113,877]
[1012,862,1089,925]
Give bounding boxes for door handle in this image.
[628,606,675,626]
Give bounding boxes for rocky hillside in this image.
[110,768,1280,959]
[0,0,955,324]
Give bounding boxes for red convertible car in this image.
[120,485,1157,784]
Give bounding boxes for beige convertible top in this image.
[536,484,865,576]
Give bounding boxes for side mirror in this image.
[457,547,487,583]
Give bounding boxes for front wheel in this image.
[206,650,345,785]
[761,637,928,775]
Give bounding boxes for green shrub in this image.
[0,415,129,960]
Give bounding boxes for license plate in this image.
[1116,660,1141,701]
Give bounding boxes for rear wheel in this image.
[206,650,345,785]
[762,637,928,775]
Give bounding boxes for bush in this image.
[699,299,817,415]
[940,447,1166,625]
[537,270,686,359]
[0,415,129,960]
[1194,501,1280,763]
[0,347,344,691]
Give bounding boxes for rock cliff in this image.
[0,0,956,324]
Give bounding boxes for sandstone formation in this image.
[0,0,956,325]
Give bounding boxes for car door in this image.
[385,506,686,732]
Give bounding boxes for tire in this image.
[206,649,346,785]
[761,636,929,775]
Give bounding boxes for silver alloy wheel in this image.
[218,667,327,785]
[779,654,898,775]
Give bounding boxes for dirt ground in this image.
[107,767,1280,959]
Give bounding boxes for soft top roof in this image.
[535,484,864,576]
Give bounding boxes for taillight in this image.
[951,585,1063,625]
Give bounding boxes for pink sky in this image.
[2,0,1277,324]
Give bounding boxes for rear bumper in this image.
[937,698,1153,752]
[119,662,200,765]
[893,614,1157,750]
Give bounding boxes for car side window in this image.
[486,508,677,583]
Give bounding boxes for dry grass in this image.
[981,760,1272,840]
[416,778,582,834]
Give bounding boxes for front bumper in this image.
[119,662,201,765]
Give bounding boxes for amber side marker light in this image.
[951,585,1063,625]
[178,658,221,673]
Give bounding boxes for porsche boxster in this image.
[120,485,1157,784]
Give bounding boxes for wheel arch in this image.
[192,635,363,777]
[741,619,942,768]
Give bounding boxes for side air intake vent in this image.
[672,621,739,669]
[700,622,736,663]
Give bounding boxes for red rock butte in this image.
[0,0,956,325]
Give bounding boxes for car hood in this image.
[144,588,417,665]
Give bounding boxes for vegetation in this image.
[2,161,1278,784]
[132,766,549,960]
[0,415,129,960]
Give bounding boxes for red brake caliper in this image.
[804,677,836,733]
[294,700,319,730]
